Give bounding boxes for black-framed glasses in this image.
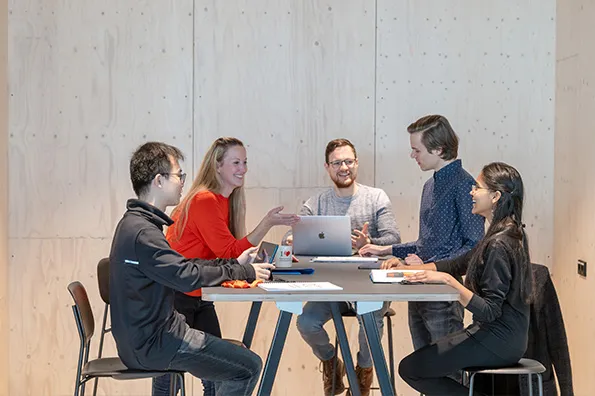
[162,171,187,184]
[328,158,357,169]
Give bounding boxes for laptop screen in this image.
[292,216,352,256]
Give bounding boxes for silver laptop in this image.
[292,216,352,256]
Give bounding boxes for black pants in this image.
[174,291,222,338]
[399,328,519,396]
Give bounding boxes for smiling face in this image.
[216,145,247,196]
[470,172,501,220]
[324,145,359,189]
[409,131,443,171]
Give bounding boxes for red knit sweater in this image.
[166,190,253,297]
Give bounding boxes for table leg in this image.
[330,303,361,396]
[242,301,262,349]
[256,309,293,396]
[360,311,395,396]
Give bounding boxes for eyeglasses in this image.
[471,184,488,192]
[162,171,187,184]
[328,158,357,169]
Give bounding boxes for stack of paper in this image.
[369,269,423,283]
[258,282,343,292]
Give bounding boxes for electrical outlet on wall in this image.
[577,259,587,277]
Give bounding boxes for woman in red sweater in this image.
[157,137,298,396]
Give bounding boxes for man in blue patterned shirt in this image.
[361,115,484,352]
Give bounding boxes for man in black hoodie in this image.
[110,142,272,395]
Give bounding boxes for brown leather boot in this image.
[346,365,374,396]
[321,356,346,395]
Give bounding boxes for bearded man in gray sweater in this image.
[294,138,400,396]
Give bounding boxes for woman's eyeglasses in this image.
[471,184,488,192]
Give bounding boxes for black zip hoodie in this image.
[109,199,256,369]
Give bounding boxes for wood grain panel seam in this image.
[373,0,378,187]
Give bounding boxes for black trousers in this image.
[174,291,222,337]
[399,328,520,396]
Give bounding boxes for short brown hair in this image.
[325,138,357,163]
[407,115,459,160]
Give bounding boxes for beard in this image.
[331,173,356,189]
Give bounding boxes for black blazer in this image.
[486,264,574,396]
[520,264,573,396]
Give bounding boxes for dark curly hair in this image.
[129,142,184,197]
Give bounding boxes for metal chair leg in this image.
[169,372,179,396]
[528,373,533,396]
[92,304,109,396]
[468,372,476,396]
[536,373,543,396]
[74,339,83,396]
[178,373,186,396]
[80,341,91,396]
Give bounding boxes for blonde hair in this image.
[171,137,247,241]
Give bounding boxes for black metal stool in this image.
[464,358,546,396]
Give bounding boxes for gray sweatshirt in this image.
[300,183,401,246]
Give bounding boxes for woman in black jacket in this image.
[387,162,534,395]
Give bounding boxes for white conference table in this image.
[202,258,458,396]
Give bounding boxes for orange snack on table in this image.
[221,279,263,289]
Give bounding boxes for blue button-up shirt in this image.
[392,160,484,262]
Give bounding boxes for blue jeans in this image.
[408,301,464,350]
[296,301,389,368]
[154,294,222,396]
[151,328,262,396]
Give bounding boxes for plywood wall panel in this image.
[8,0,195,395]
[8,238,158,396]
[555,1,595,393]
[192,3,377,390]
[193,0,376,190]
[8,0,194,239]
[5,0,563,395]
[0,0,9,391]
[376,0,556,267]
